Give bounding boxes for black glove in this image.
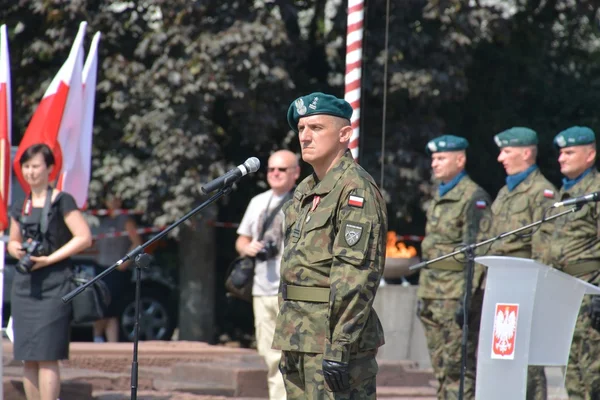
[322,359,350,392]
[455,302,465,326]
[589,296,600,332]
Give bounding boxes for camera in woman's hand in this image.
[16,240,46,274]
[255,241,279,262]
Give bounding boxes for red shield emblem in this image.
[491,303,519,360]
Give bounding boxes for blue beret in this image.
[426,135,469,155]
[554,126,596,148]
[287,92,353,132]
[494,127,538,147]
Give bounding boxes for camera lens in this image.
[16,255,34,274]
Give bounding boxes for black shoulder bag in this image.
[65,202,111,324]
[225,192,292,302]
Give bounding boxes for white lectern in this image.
[474,256,600,400]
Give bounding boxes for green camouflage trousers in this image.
[565,296,600,400]
[526,366,547,400]
[279,350,378,399]
[417,297,481,400]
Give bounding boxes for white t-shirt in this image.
[237,189,289,296]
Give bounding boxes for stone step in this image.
[377,385,437,398]
[4,377,92,400]
[169,356,268,397]
[378,360,434,387]
[153,379,236,396]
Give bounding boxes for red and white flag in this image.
[57,30,99,208]
[0,24,11,231]
[14,22,87,192]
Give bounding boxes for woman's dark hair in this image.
[19,143,55,167]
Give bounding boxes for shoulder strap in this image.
[39,187,53,235]
[257,191,293,241]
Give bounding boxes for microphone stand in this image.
[62,185,233,400]
[409,205,580,400]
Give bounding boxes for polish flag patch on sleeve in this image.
[348,195,364,208]
[476,200,487,209]
[543,189,555,199]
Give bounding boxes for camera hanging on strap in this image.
[17,187,52,274]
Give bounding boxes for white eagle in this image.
[494,308,517,354]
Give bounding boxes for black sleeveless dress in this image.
[10,192,78,361]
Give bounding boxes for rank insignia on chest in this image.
[344,223,363,246]
[348,195,364,208]
[476,200,487,209]
[543,189,555,199]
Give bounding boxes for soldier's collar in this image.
[505,165,538,194]
[436,175,471,200]
[562,168,597,194]
[307,151,354,196]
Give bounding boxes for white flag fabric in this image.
[58,30,99,208]
[55,22,87,205]
[14,22,87,193]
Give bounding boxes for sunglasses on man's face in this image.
[267,167,291,173]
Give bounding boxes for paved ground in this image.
[0,339,570,399]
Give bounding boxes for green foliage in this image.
[3,0,600,238]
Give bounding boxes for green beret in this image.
[494,127,538,147]
[426,135,469,155]
[554,126,596,148]
[287,92,353,132]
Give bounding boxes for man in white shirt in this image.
[236,149,300,400]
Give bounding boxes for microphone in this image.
[552,191,600,208]
[201,157,260,194]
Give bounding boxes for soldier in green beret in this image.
[273,92,387,399]
[483,127,556,400]
[418,134,491,400]
[545,126,600,399]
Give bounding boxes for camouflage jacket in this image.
[418,175,491,299]
[545,169,600,271]
[485,168,557,261]
[272,151,388,363]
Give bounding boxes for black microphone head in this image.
[244,157,260,173]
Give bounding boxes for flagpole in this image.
[344,0,364,162]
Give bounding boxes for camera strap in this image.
[257,190,293,241]
[39,187,53,235]
[21,187,53,236]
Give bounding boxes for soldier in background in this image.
[483,127,556,399]
[545,126,600,399]
[417,135,491,400]
[273,92,387,399]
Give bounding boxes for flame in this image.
[386,231,417,258]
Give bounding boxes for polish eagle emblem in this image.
[493,307,517,354]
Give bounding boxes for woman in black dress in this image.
[7,144,92,400]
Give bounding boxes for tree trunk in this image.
[178,214,216,342]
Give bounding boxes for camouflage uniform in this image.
[484,167,556,400]
[273,151,388,400]
[546,169,600,400]
[418,175,491,400]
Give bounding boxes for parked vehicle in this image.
[5,146,177,341]
[2,254,178,341]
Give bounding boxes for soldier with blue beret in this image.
[425,134,469,154]
[545,126,600,399]
[274,92,387,399]
[418,134,491,400]
[486,126,556,400]
[286,92,353,133]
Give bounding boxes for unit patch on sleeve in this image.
[344,223,363,246]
